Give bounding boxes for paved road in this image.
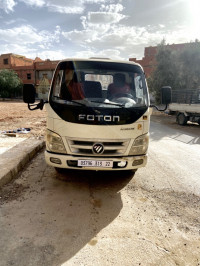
[0,120,200,266]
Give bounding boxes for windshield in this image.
[50,60,149,109]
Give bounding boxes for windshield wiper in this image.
[90,100,125,108]
[53,96,86,106]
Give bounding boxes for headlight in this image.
[129,134,149,155]
[46,130,66,154]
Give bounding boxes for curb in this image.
[0,138,45,188]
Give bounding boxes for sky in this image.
[0,0,199,61]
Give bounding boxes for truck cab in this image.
[24,58,152,171]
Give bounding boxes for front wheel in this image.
[55,167,66,174]
[125,169,138,175]
[177,113,188,126]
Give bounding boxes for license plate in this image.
[78,160,113,168]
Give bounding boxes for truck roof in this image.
[58,57,143,70]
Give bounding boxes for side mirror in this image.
[161,86,172,105]
[150,86,172,111]
[23,84,36,104]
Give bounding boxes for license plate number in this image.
[78,160,113,168]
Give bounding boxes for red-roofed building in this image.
[0,53,59,86]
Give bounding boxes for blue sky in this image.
[0,0,199,61]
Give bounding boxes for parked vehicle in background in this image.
[168,88,200,125]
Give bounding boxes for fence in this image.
[171,89,200,104]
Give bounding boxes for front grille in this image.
[67,138,130,156]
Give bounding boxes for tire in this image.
[125,169,138,175]
[55,167,65,174]
[177,113,188,126]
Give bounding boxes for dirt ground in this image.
[0,101,46,139]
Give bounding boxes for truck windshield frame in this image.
[49,60,149,125]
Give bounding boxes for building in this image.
[0,53,59,94]
[129,42,200,77]
[0,53,33,69]
[35,59,58,86]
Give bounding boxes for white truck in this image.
[167,88,200,125]
[23,58,170,172]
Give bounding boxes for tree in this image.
[0,69,23,98]
[177,43,200,91]
[147,40,179,103]
[148,40,200,103]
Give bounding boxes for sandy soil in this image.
[0,101,46,139]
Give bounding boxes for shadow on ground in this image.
[0,157,134,266]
